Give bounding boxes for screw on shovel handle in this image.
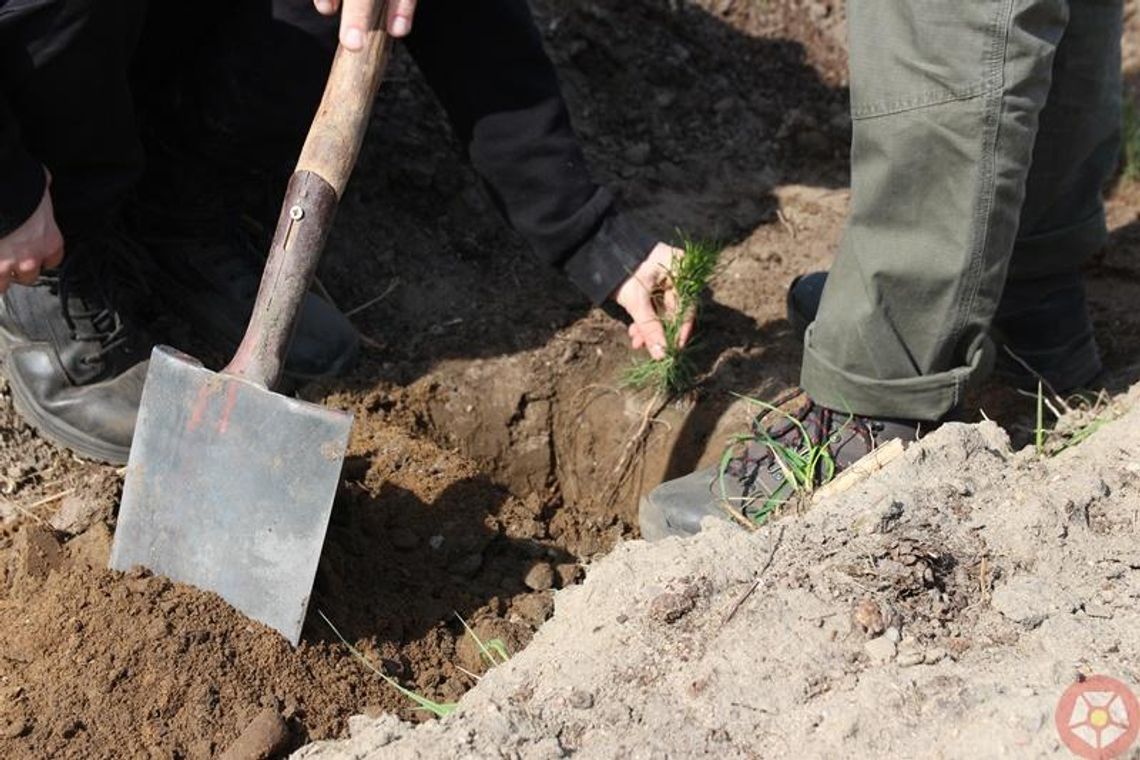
[224,18,392,389]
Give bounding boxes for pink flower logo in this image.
[1056,676,1140,759]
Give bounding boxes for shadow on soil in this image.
[304,470,573,647]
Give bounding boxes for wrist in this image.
[0,153,47,239]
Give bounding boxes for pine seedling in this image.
[1124,95,1140,182]
[622,235,721,395]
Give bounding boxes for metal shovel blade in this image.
[110,345,352,645]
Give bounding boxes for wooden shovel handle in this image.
[224,19,392,388]
[296,29,392,198]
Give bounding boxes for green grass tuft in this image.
[717,394,846,526]
[1124,95,1140,183]
[455,613,511,668]
[622,234,721,395]
[321,611,514,719]
[1030,385,1117,458]
[320,611,458,717]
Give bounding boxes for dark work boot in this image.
[143,231,360,381]
[0,245,153,464]
[786,271,1102,393]
[131,138,359,382]
[639,390,925,540]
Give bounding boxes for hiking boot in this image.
[785,271,1102,393]
[0,244,153,464]
[639,390,925,540]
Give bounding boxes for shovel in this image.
[109,23,393,645]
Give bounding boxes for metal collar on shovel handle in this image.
[110,23,393,645]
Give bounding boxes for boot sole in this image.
[0,325,131,465]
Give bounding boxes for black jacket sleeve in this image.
[0,94,45,237]
[405,0,656,305]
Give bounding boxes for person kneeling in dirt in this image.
[641,0,1120,538]
[0,0,685,464]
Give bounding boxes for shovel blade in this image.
[110,345,352,645]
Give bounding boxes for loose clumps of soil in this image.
[0,398,607,758]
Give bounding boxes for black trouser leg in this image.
[133,1,338,174]
[405,0,644,301]
[0,0,146,237]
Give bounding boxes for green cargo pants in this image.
[801,0,1122,421]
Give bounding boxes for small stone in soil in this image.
[449,553,483,578]
[390,528,419,550]
[220,708,289,760]
[568,689,595,709]
[648,591,696,625]
[17,524,63,580]
[864,636,897,663]
[623,142,652,166]
[524,562,555,592]
[555,563,582,588]
[851,597,884,636]
[511,593,554,626]
[1083,602,1114,619]
[897,651,925,668]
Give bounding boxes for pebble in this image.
[623,142,652,166]
[512,593,554,626]
[220,709,290,760]
[885,626,901,643]
[714,96,738,114]
[924,647,947,665]
[449,553,483,578]
[390,528,419,550]
[429,535,445,550]
[524,562,555,592]
[568,689,595,710]
[556,563,583,588]
[648,590,696,625]
[1084,602,1114,619]
[864,636,897,663]
[897,651,925,668]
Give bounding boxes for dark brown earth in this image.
[1,0,1139,757]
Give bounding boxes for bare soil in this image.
[0,0,1139,758]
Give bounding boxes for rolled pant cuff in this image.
[1008,206,1107,280]
[800,324,989,422]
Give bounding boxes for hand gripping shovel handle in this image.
[224,20,392,388]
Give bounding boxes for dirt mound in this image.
[298,386,1140,758]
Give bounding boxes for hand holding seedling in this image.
[614,243,691,361]
[314,0,417,47]
[0,172,64,292]
[620,237,720,394]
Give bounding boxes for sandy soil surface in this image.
[298,389,1140,759]
[0,0,1138,757]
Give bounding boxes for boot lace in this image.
[722,390,888,515]
[45,234,152,368]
